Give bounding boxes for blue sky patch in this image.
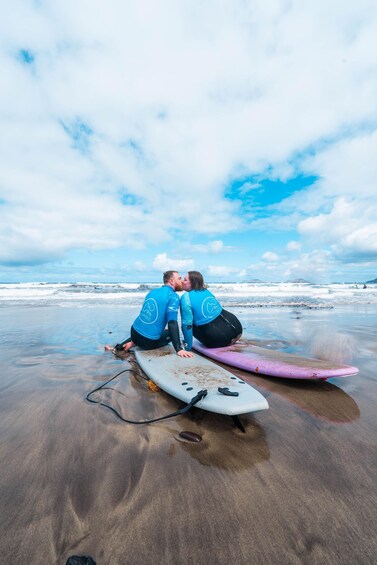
[120,192,143,206]
[61,119,93,153]
[18,49,35,65]
[124,139,147,161]
[226,174,318,217]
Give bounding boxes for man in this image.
[105,271,193,358]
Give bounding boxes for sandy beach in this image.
[0,303,376,564]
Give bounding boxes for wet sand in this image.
[0,303,376,564]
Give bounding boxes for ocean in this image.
[1,281,377,308]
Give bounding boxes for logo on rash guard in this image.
[139,298,158,324]
[201,297,221,319]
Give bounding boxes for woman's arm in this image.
[180,292,193,350]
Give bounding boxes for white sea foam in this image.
[0,281,376,307]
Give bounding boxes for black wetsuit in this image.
[193,310,242,348]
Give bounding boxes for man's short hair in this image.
[163,270,177,284]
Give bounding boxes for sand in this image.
[0,303,376,564]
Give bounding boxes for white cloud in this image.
[207,265,239,277]
[190,240,232,254]
[152,253,195,272]
[293,130,377,262]
[0,0,377,277]
[262,251,279,262]
[299,195,377,262]
[134,260,148,272]
[236,269,248,278]
[246,248,335,282]
[281,250,334,281]
[237,182,261,195]
[287,241,301,252]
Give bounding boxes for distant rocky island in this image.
[244,278,313,284]
[248,278,266,283]
[244,278,314,284]
[242,278,376,285]
[285,278,313,284]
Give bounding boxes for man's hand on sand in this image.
[177,349,194,358]
[104,341,134,353]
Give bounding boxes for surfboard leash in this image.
[86,368,208,424]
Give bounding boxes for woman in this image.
[180,271,242,350]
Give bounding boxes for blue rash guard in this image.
[133,285,180,340]
[180,289,222,350]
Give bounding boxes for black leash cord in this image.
[86,368,208,424]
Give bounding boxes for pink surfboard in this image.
[192,339,359,380]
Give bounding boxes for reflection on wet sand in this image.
[172,411,270,471]
[210,361,360,424]
[92,357,270,472]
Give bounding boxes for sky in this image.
[1,0,377,283]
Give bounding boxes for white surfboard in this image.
[134,345,268,416]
